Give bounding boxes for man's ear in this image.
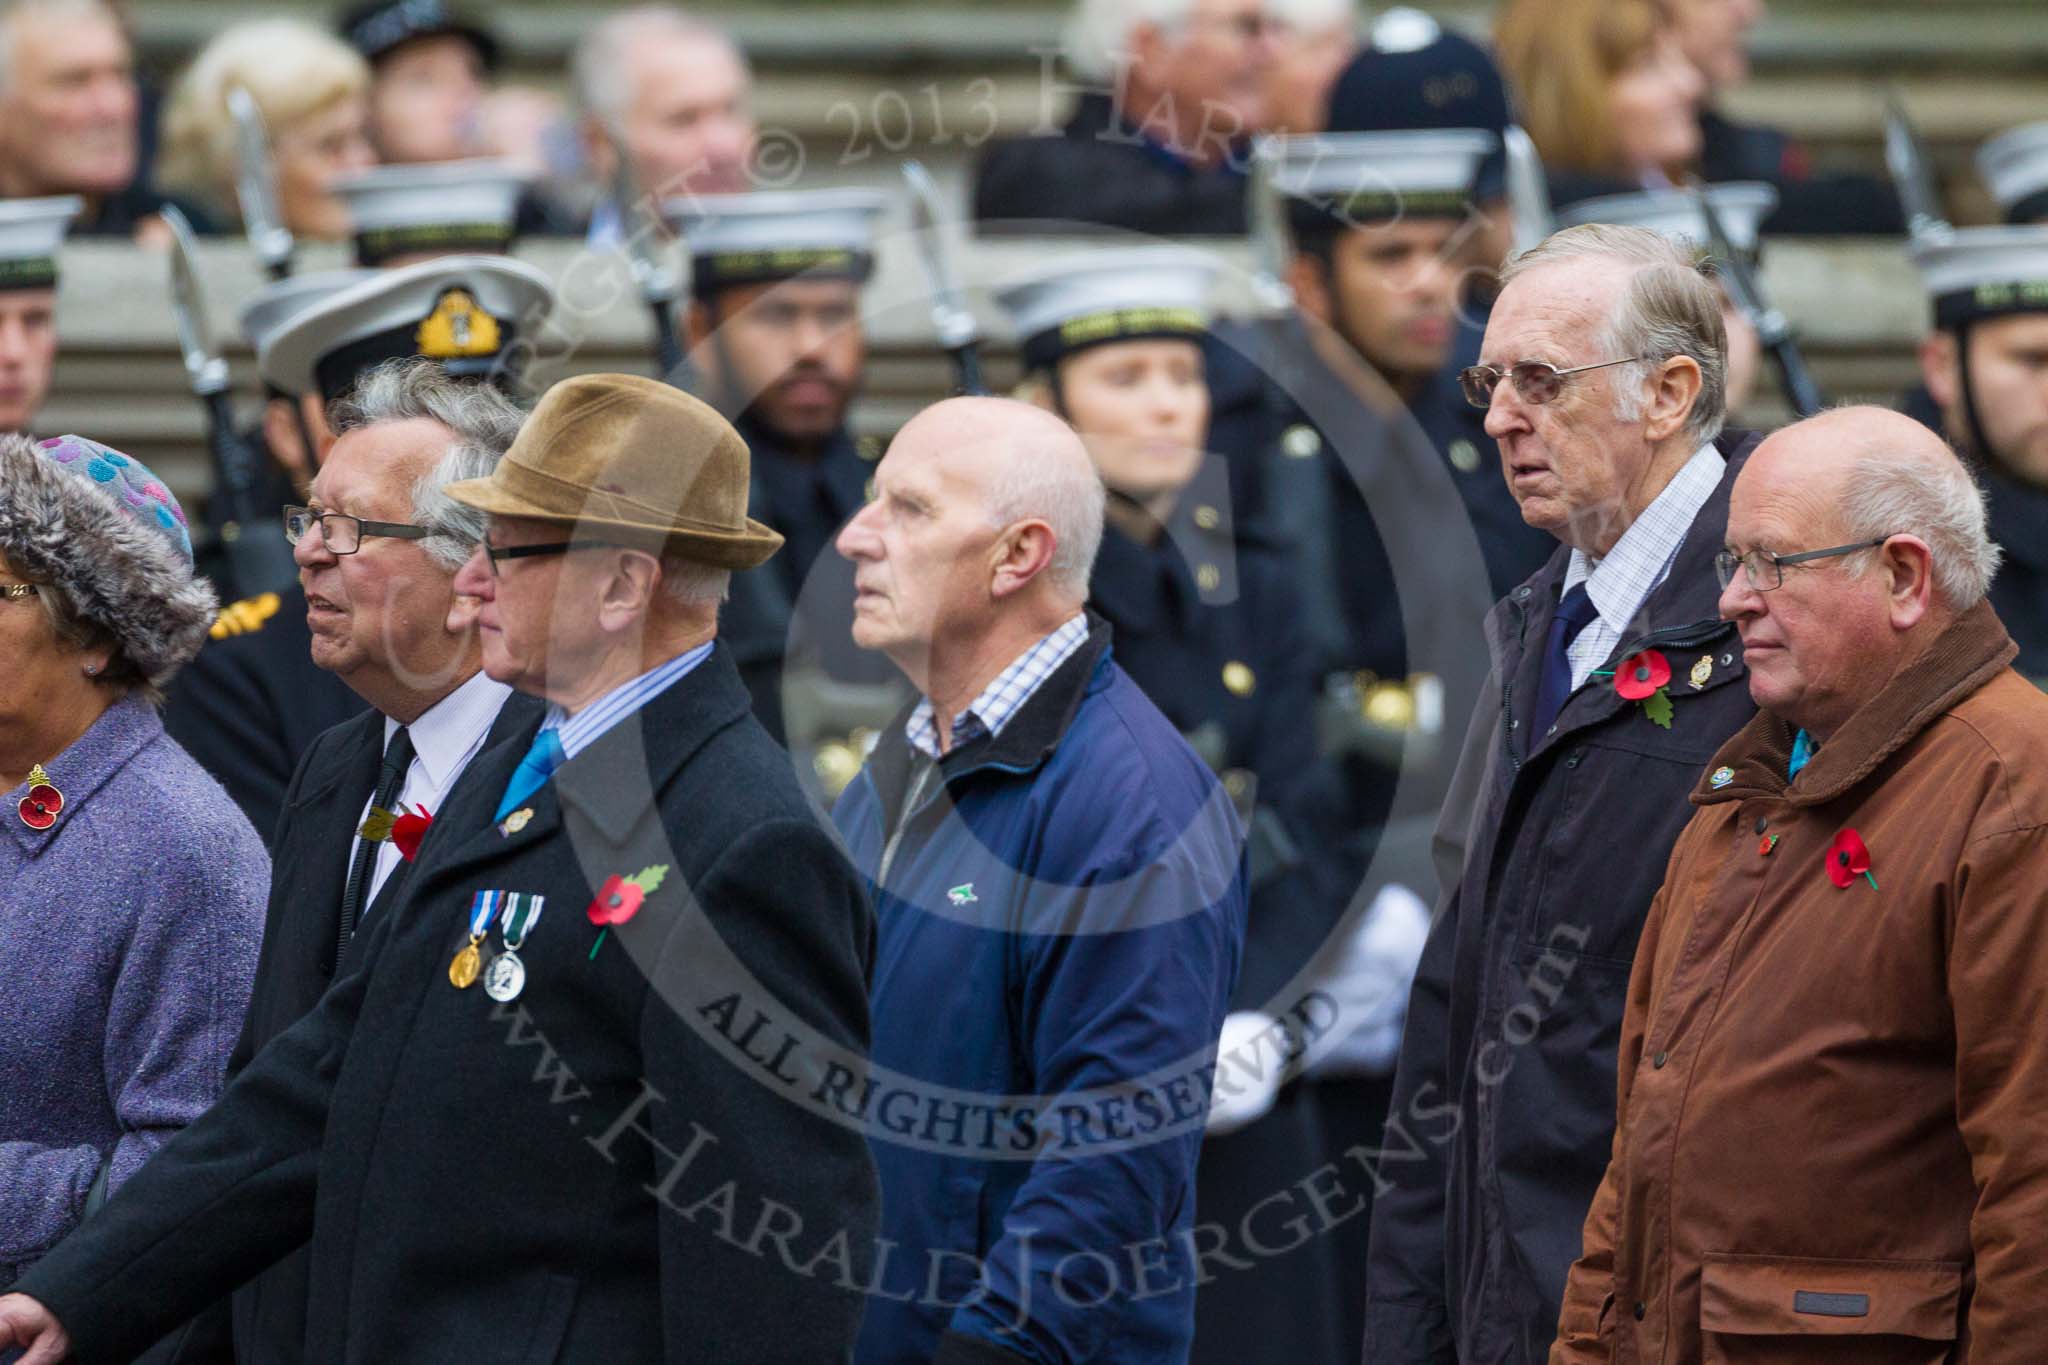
[1642,355,1705,443]
[1881,534,1937,632]
[1287,253,1333,326]
[989,519,1058,600]
[1918,331,1960,412]
[595,549,665,630]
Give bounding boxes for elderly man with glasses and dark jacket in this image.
[1363,224,1764,1365]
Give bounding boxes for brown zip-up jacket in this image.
[1552,600,2048,1364]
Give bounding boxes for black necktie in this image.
[338,725,413,961]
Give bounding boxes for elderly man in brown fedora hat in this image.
[0,373,882,1365]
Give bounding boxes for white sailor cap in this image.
[1910,225,2048,329]
[1977,122,2048,225]
[259,254,555,403]
[1262,130,1497,230]
[238,269,376,364]
[665,188,888,298]
[994,246,1219,372]
[0,195,80,291]
[334,159,530,267]
[1556,182,1779,258]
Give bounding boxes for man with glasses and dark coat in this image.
[186,358,543,1365]
[1902,227,2048,684]
[1363,223,1762,1365]
[165,255,555,842]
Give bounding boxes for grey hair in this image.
[984,444,1106,597]
[0,0,120,96]
[572,5,745,123]
[658,555,730,606]
[1500,223,1729,448]
[1839,450,2001,610]
[327,359,528,571]
[1063,0,1201,83]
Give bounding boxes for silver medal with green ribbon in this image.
[484,892,545,1002]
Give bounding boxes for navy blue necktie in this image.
[1534,584,1599,736]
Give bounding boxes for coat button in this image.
[1753,816,1769,834]
[1652,1051,1668,1069]
[1634,1301,1647,1321]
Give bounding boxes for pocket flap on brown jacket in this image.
[1700,1255,1962,1338]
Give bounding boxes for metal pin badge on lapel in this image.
[499,807,534,836]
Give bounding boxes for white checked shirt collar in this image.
[905,613,1089,759]
[1561,442,1722,690]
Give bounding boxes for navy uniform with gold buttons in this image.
[668,190,908,769]
[167,257,555,841]
[996,247,1356,1365]
[1905,227,2048,682]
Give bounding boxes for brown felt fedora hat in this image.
[443,371,782,569]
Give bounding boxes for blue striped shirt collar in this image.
[543,640,716,762]
[905,613,1089,759]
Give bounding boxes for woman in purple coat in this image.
[0,434,267,1290]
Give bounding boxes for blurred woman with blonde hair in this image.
[1495,0,1706,207]
[157,19,376,241]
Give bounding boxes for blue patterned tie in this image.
[494,727,565,824]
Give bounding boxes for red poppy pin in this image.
[359,803,434,862]
[587,864,669,959]
[1613,649,1674,728]
[16,763,62,830]
[1825,828,1878,890]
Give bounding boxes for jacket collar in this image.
[1694,598,2018,808]
[1090,523,1190,638]
[862,612,1114,816]
[290,706,385,813]
[1498,428,1761,744]
[423,643,754,881]
[3,695,162,858]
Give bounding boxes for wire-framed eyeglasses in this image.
[1715,538,1890,592]
[1458,356,1650,409]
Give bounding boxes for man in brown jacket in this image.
[1553,405,2048,1363]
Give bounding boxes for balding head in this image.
[837,397,1105,714]
[895,396,1104,593]
[1721,405,2001,738]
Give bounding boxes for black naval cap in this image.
[338,0,500,72]
[259,255,556,405]
[1325,7,1513,201]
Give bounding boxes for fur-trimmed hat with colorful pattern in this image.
[0,434,218,688]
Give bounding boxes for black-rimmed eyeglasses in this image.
[1459,356,1650,409]
[1715,538,1890,593]
[283,506,431,555]
[479,540,621,578]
